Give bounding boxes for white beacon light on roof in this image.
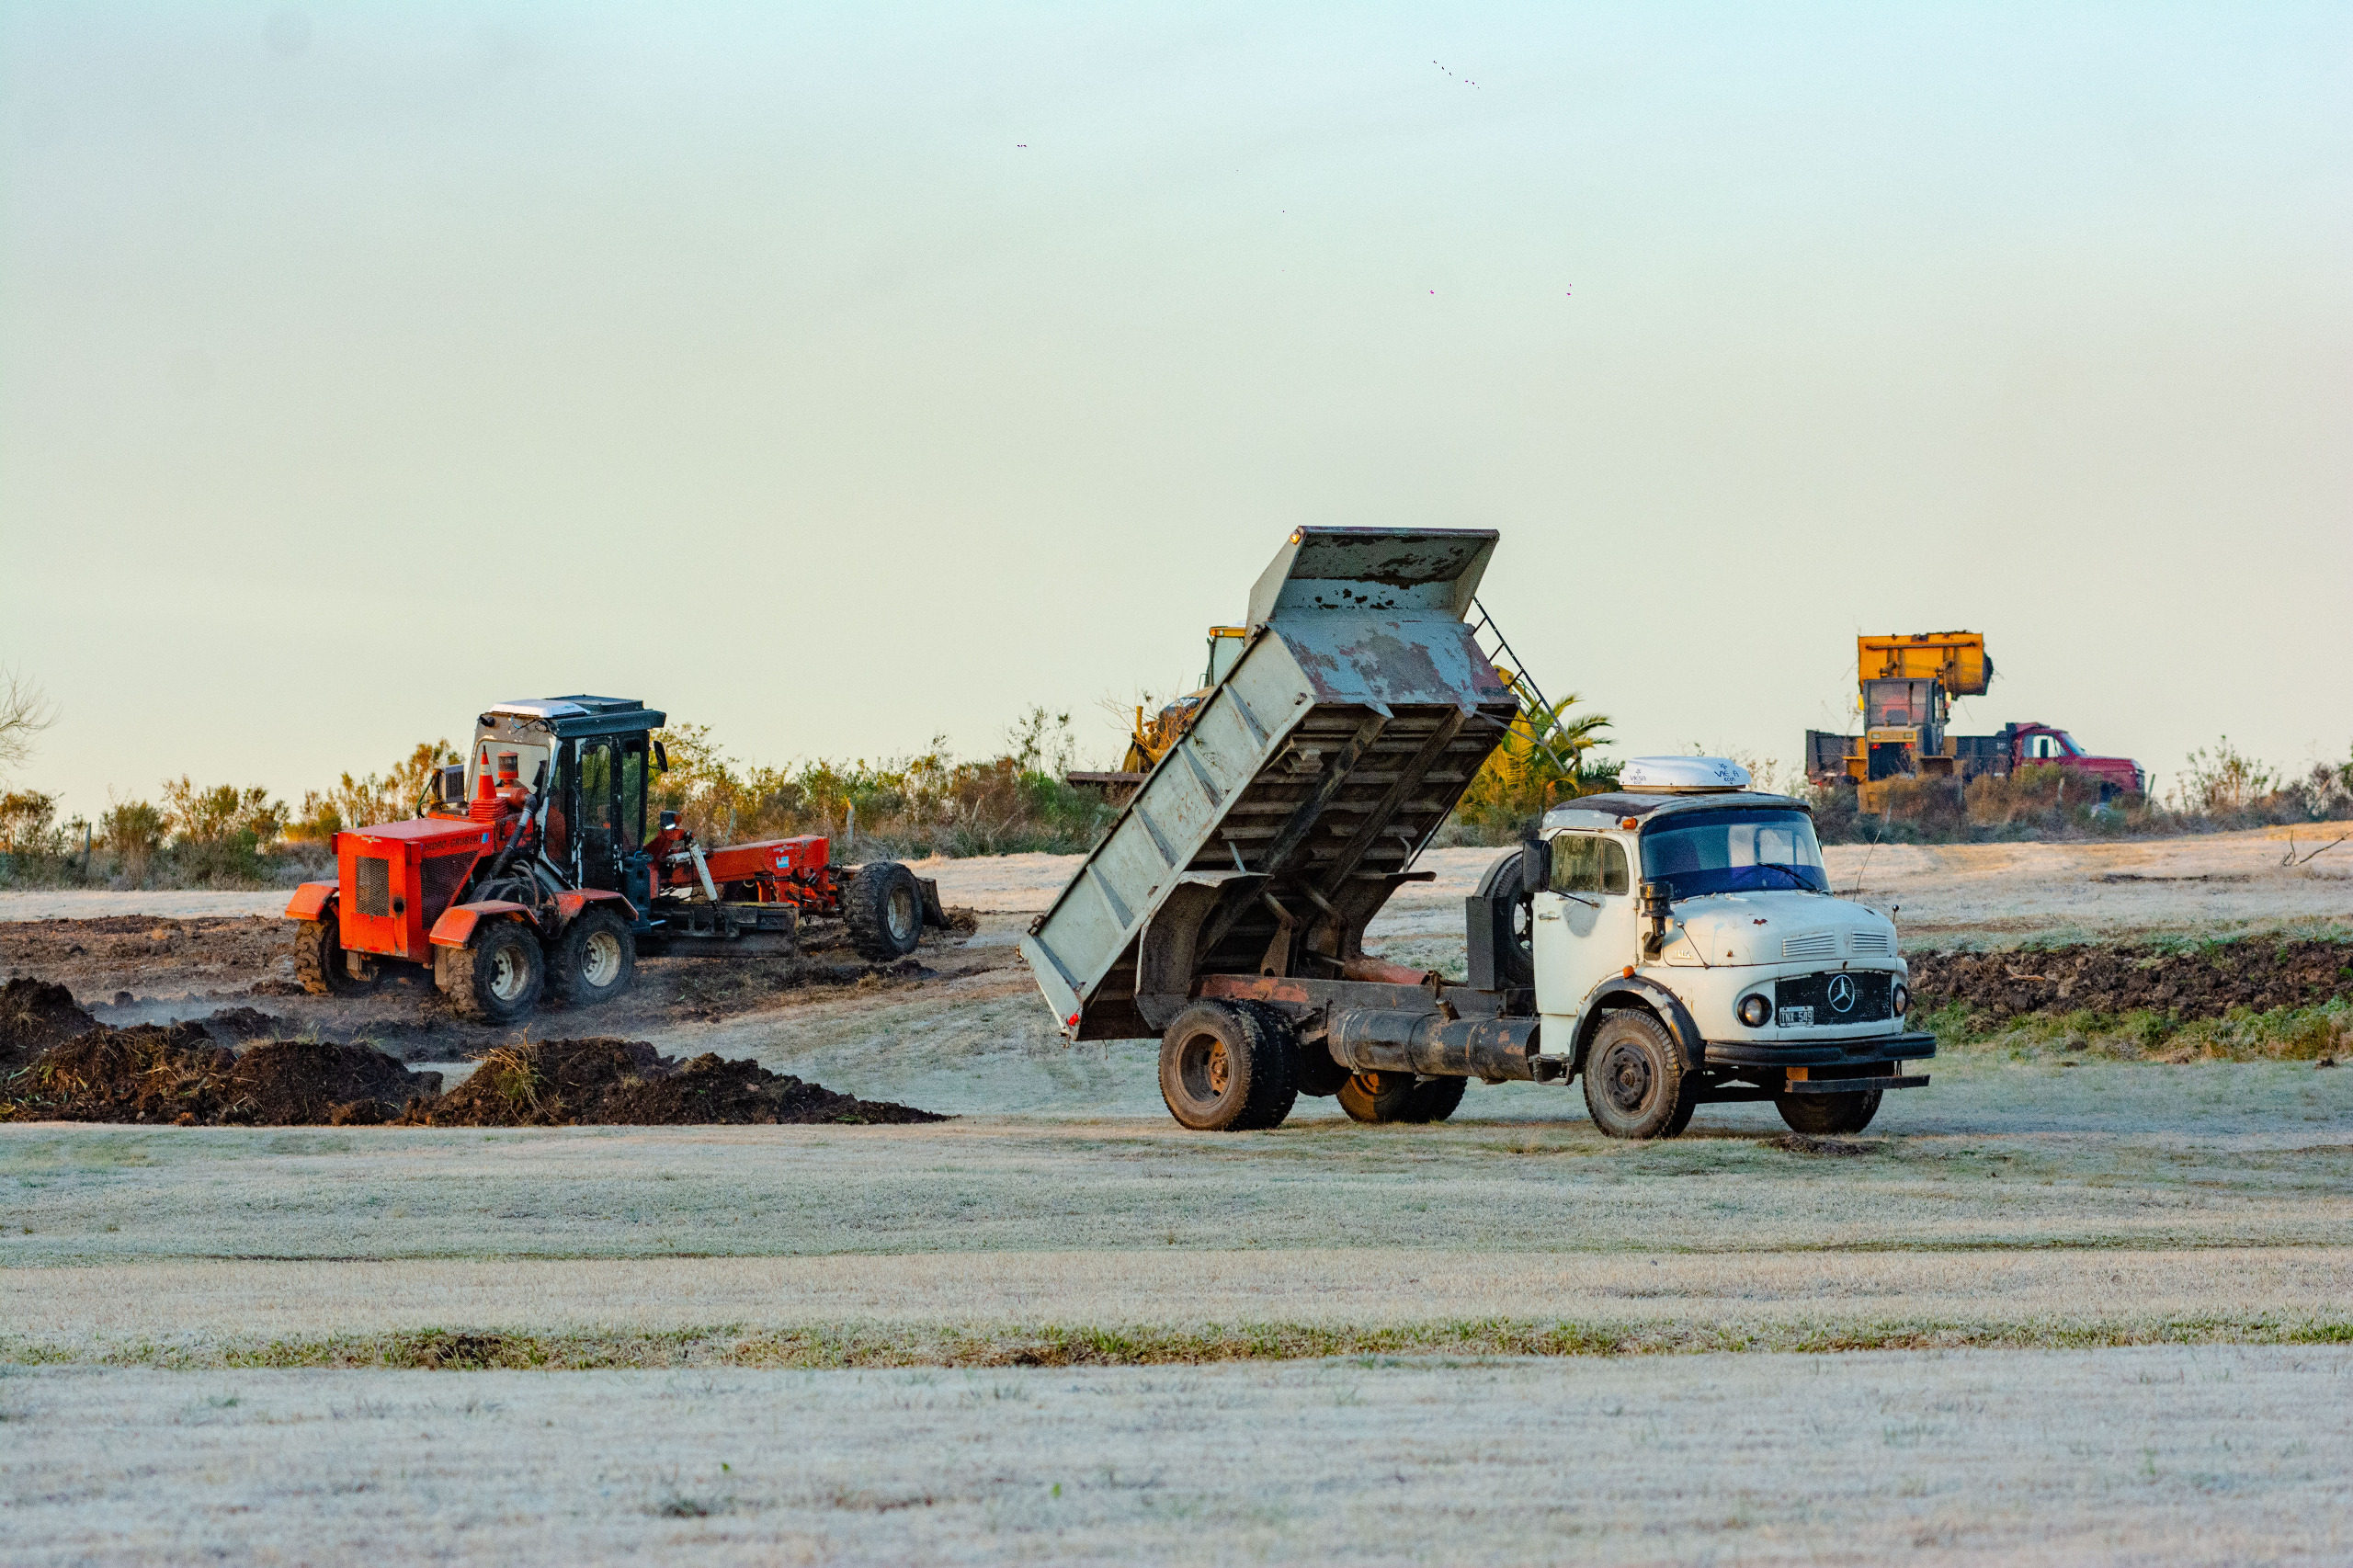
[1620,756,1751,794]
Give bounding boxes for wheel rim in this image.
[488,943,528,1003]
[1600,1042,1654,1116]
[886,885,918,943]
[581,928,622,987]
[1176,1032,1230,1106]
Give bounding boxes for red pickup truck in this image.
[1956,722,2146,799]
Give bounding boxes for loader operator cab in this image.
[465,698,666,908]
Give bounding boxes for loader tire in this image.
[1397,1074,1469,1124]
[1581,1009,1694,1140]
[845,861,925,961]
[440,919,545,1024]
[293,915,367,997]
[1774,1085,1882,1136]
[1158,1000,1295,1131]
[1473,849,1537,988]
[1336,1071,1416,1124]
[549,906,635,1007]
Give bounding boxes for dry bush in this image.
[650,710,1115,858]
[290,741,460,839]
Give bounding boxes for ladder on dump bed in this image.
[1466,597,1582,777]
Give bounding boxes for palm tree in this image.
[1459,691,1614,830]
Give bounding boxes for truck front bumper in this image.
[1701,1028,1938,1072]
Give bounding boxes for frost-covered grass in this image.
[6,1349,2348,1565]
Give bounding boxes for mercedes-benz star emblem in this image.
[1826,974,1857,1013]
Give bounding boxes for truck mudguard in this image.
[548,888,637,934]
[428,900,535,949]
[1572,976,1707,1074]
[284,882,336,922]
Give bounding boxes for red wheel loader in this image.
[282,697,948,1023]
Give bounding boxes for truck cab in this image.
[1514,758,1931,1136]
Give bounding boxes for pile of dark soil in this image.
[0,977,98,1072]
[398,1038,946,1128]
[1,1024,437,1126]
[1910,939,2353,1023]
[199,1006,290,1042]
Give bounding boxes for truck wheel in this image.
[845,861,925,961]
[550,906,635,1007]
[1775,1085,1882,1135]
[1336,1070,1415,1123]
[1240,1000,1346,1097]
[1473,849,1536,988]
[1397,1074,1469,1124]
[441,920,545,1024]
[1581,1009,1694,1140]
[292,916,366,997]
[1158,1000,1295,1131]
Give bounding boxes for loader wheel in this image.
[550,906,635,1007]
[1397,1074,1470,1124]
[845,861,924,961]
[1158,1000,1295,1131]
[1581,1009,1694,1140]
[441,920,544,1024]
[293,916,366,997]
[1774,1085,1883,1136]
[1336,1070,1415,1124]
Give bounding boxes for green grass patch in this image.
[8,1316,2350,1370]
[1922,998,2351,1063]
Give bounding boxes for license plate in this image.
[1780,1006,1814,1028]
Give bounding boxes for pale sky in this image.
[4,2,2347,820]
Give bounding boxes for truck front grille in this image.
[420,851,477,927]
[1776,971,1893,1027]
[1849,931,1890,955]
[355,857,392,917]
[1781,932,1837,961]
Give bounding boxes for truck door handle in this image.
[1536,911,1560,921]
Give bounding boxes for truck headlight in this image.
[1893,982,1911,1017]
[1737,994,1771,1028]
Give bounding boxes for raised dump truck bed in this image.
[1021,527,1519,1041]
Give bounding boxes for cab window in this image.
[1551,834,1630,895]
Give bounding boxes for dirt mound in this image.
[0,977,98,1072]
[0,1024,438,1126]
[399,1038,946,1128]
[200,1006,290,1042]
[1911,939,2353,1023]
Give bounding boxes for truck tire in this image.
[549,906,635,1007]
[1240,1000,1347,1097]
[1774,1085,1882,1135]
[1581,1009,1694,1140]
[292,915,367,997]
[1336,1070,1415,1123]
[1397,1074,1469,1124]
[1158,1000,1295,1131]
[1473,849,1536,988]
[441,919,545,1024]
[845,861,925,961]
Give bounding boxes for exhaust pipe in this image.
[1327,1009,1544,1083]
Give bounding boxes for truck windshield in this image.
[1640,809,1828,899]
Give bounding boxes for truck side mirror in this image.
[437,764,466,803]
[654,741,669,773]
[1520,835,1552,894]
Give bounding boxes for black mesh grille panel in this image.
[1775,971,1893,1026]
[420,851,475,927]
[355,856,392,917]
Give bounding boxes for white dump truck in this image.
[1021,527,1932,1138]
